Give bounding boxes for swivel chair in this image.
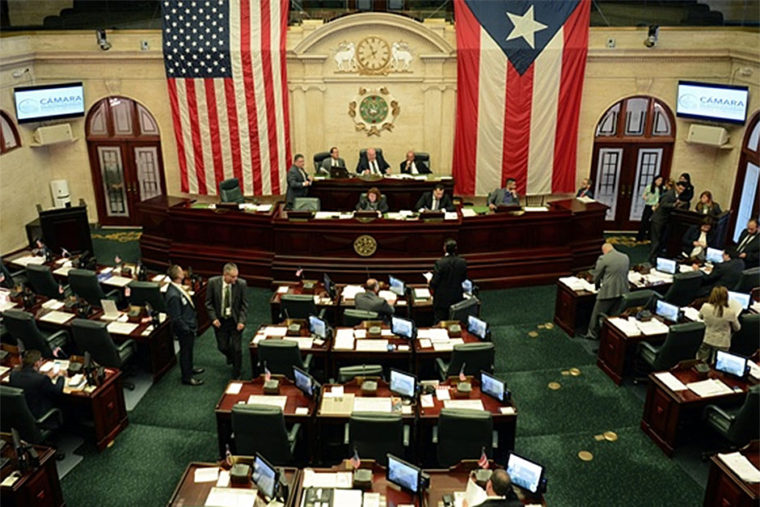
[313,151,330,174]
[219,178,244,204]
[434,408,496,467]
[449,296,481,323]
[414,152,431,173]
[662,271,703,307]
[346,412,408,465]
[733,267,760,294]
[0,385,63,445]
[26,264,65,300]
[729,313,760,357]
[293,197,321,212]
[68,268,119,307]
[342,309,379,327]
[597,290,662,331]
[436,342,495,381]
[636,321,705,374]
[703,385,760,450]
[127,281,168,313]
[257,340,313,380]
[231,404,301,464]
[337,364,383,383]
[280,294,320,320]
[71,319,137,389]
[3,309,69,358]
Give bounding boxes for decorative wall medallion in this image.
[353,235,377,257]
[348,87,400,136]
[334,38,413,75]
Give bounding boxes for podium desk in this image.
[214,376,317,458]
[0,433,64,507]
[167,460,300,507]
[248,324,330,380]
[640,361,759,456]
[704,440,760,507]
[596,316,668,385]
[553,280,596,337]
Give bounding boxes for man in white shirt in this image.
[463,469,523,507]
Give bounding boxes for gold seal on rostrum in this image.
[548,382,561,390]
[578,451,594,461]
[353,235,377,257]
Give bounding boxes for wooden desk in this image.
[330,327,415,376]
[640,362,758,456]
[413,328,482,378]
[0,433,64,507]
[269,281,337,324]
[214,376,316,458]
[553,280,596,337]
[703,440,760,507]
[248,324,329,380]
[167,460,299,507]
[596,317,668,385]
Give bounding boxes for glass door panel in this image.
[733,161,759,242]
[594,148,623,221]
[629,148,663,221]
[134,146,163,201]
[97,146,129,218]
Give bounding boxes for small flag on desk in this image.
[295,267,303,279]
[264,363,271,382]
[478,447,489,469]
[459,362,467,382]
[225,444,233,467]
[114,255,122,265]
[61,247,71,258]
[350,447,361,469]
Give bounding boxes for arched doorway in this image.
[729,110,760,241]
[590,96,675,231]
[86,96,166,226]
[0,110,22,154]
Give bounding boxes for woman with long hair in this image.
[697,286,741,361]
[695,190,722,217]
[636,174,664,242]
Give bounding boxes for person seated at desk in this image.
[355,187,389,213]
[286,153,312,209]
[487,178,520,210]
[400,150,430,175]
[694,190,722,217]
[356,148,390,176]
[694,247,745,298]
[735,218,759,267]
[697,286,741,362]
[416,183,454,212]
[576,178,594,199]
[462,469,523,507]
[320,146,346,175]
[680,218,715,262]
[354,278,394,320]
[10,350,64,426]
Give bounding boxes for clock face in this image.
[359,95,389,124]
[356,36,391,71]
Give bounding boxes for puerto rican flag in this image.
[452,0,590,196]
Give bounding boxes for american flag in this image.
[161,0,291,196]
[349,447,361,469]
[264,362,271,382]
[452,0,590,196]
[459,362,467,382]
[478,447,489,469]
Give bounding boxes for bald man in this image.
[356,148,390,176]
[354,278,394,320]
[583,243,630,340]
[463,469,522,507]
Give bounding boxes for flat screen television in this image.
[14,82,85,124]
[676,81,749,125]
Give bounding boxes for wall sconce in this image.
[644,25,659,48]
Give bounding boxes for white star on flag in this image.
[505,5,547,49]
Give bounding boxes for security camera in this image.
[96,29,111,51]
[644,25,659,48]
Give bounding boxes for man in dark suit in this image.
[735,218,759,267]
[462,469,523,507]
[165,264,204,386]
[680,219,715,261]
[584,243,630,339]
[576,178,594,199]
[355,278,394,320]
[416,183,455,212]
[648,183,679,264]
[400,150,431,175]
[696,247,745,297]
[356,148,390,176]
[205,263,248,379]
[285,154,311,209]
[319,146,346,175]
[430,239,468,322]
[487,178,520,210]
[9,349,64,422]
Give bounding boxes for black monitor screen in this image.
[253,453,279,499]
[387,454,420,493]
[389,368,417,399]
[715,350,748,378]
[308,314,327,339]
[480,371,506,402]
[389,275,405,297]
[507,453,544,495]
[391,316,415,339]
[467,315,488,340]
[293,366,315,397]
[323,273,334,298]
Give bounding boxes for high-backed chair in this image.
[219,178,244,204]
[280,294,318,320]
[636,321,705,373]
[414,152,430,173]
[347,412,407,465]
[0,385,63,445]
[730,313,760,357]
[313,151,330,174]
[257,340,312,379]
[3,309,68,358]
[342,309,379,327]
[434,408,495,467]
[449,297,480,323]
[71,319,137,389]
[231,404,301,464]
[1,259,22,289]
[733,267,760,294]
[703,385,760,448]
[358,148,384,161]
[662,271,703,307]
[610,289,661,316]
[293,197,321,212]
[127,281,167,313]
[436,342,495,381]
[337,364,383,383]
[26,264,64,300]
[68,268,119,307]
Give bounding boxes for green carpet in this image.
[57,229,706,506]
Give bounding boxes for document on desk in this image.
[263,326,288,337]
[748,361,760,381]
[443,399,485,410]
[284,337,313,350]
[194,467,220,483]
[608,317,641,337]
[255,204,273,213]
[686,379,734,398]
[42,299,65,310]
[107,322,139,335]
[681,307,701,322]
[354,329,367,339]
[418,339,432,349]
[718,452,760,483]
[635,319,669,336]
[225,382,243,395]
[53,265,74,276]
[432,341,454,352]
[436,387,451,400]
[301,470,353,488]
[420,394,435,408]
[0,366,9,378]
[355,340,388,352]
[320,394,356,416]
[334,332,355,351]
[444,211,458,220]
[152,274,169,283]
[464,477,489,507]
[378,290,397,304]
[352,396,392,413]
[654,372,688,392]
[11,255,45,267]
[276,285,289,294]
[342,285,364,300]
[204,487,256,507]
[413,287,432,299]
[246,395,287,410]
[523,206,549,212]
[39,311,75,325]
[0,300,17,312]
[461,208,478,218]
[103,275,133,287]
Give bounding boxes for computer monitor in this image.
[655,300,680,322]
[323,273,335,299]
[389,368,417,399]
[252,453,279,500]
[391,316,416,340]
[308,314,327,339]
[655,257,677,275]
[293,365,318,398]
[480,371,508,402]
[467,315,489,340]
[462,279,473,294]
[728,291,751,310]
[387,454,420,494]
[705,248,724,264]
[389,275,406,297]
[506,452,545,495]
[714,350,749,379]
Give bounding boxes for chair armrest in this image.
[118,339,137,355]
[703,404,733,422]
[9,268,25,278]
[303,354,314,372]
[105,289,120,300]
[638,341,659,355]
[46,329,69,345]
[287,422,302,444]
[431,425,438,444]
[318,308,327,320]
[403,425,410,447]
[343,423,350,445]
[37,407,64,428]
[435,358,448,381]
[492,430,498,449]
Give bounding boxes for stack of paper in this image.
[107,322,139,335]
[352,397,392,413]
[413,287,431,299]
[686,378,734,398]
[333,330,355,351]
[0,300,17,312]
[718,452,760,483]
[152,274,169,283]
[246,395,287,409]
[681,307,702,322]
[355,340,388,352]
[378,290,397,304]
[204,487,256,507]
[654,372,688,391]
[103,276,133,287]
[461,208,477,218]
[444,212,458,220]
[443,399,485,410]
[53,265,74,276]
[11,255,45,266]
[39,311,74,325]
[284,337,313,350]
[263,326,288,337]
[608,317,641,337]
[342,285,364,300]
[315,211,340,220]
[636,319,669,336]
[301,470,353,488]
[523,206,548,212]
[42,300,65,310]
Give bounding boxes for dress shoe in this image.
[182,378,204,386]
[192,367,205,374]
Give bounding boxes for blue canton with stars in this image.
[464,0,580,75]
[161,0,232,78]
